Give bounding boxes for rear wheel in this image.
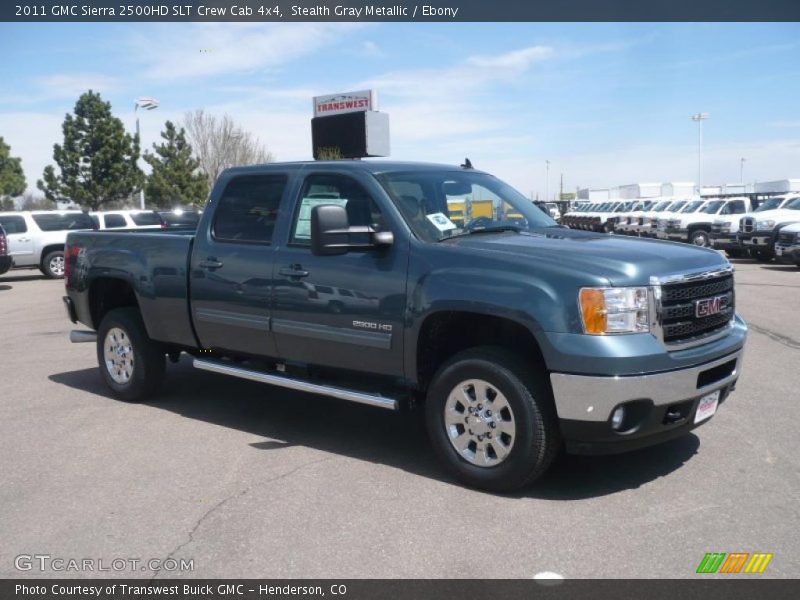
[41,250,65,279]
[753,249,774,262]
[425,347,560,492]
[97,307,165,402]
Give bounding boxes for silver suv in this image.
[0,211,96,278]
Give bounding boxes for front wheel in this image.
[690,230,710,247]
[97,307,165,402]
[752,249,774,263]
[41,250,65,278]
[425,347,560,492]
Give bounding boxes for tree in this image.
[0,136,26,203]
[183,109,274,192]
[38,90,143,211]
[144,121,208,208]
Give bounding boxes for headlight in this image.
[579,287,650,335]
[757,219,776,230]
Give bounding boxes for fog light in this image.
[611,406,625,430]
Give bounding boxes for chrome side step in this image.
[192,358,399,411]
[70,330,97,343]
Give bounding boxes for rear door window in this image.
[213,174,287,244]
[0,215,27,234]
[103,214,127,228]
[130,211,162,226]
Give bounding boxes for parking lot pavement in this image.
[0,262,798,579]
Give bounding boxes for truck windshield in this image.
[31,213,95,231]
[680,201,704,213]
[701,201,725,214]
[754,197,783,212]
[377,170,556,242]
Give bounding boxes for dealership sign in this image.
[313,90,376,117]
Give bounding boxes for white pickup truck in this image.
[737,194,800,261]
[774,222,800,266]
[0,210,96,278]
[711,195,794,258]
[663,198,751,247]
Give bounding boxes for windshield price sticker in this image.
[426,213,457,232]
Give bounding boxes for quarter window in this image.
[213,174,287,244]
[0,216,27,234]
[103,214,127,228]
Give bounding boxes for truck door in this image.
[271,172,407,376]
[189,173,288,357]
[0,215,35,266]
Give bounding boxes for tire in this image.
[425,346,560,492]
[689,230,710,247]
[753,249,773,263]
[41,250,65,279]
[96,307,165,402]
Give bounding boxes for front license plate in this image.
[694,390,720,424]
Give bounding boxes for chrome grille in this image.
[660,272,735,345]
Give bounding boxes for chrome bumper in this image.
[742,235,771,246]
[550,347,744,423]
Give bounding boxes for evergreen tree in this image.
[0,136,26,202]
[37,90,143,210]
[144,121,207,208]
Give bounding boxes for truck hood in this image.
[747,208,800,221]
[442,228,727,286]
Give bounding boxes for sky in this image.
[1,22,799,199]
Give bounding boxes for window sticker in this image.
[426,212,457,232]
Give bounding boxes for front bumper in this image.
[550,345,744,455]
[739,232,773,248]
[665,227,688,241]
[710,233,740,250]
[775,242,800,262]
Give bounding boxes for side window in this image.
[730,201,745,214]
[0,216,27,234]
[290,174,385,245]
[213,174,287,244]
[104,214,127,228]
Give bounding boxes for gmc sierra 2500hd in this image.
[63,161,747,491]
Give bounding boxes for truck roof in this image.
[221,160,483,177]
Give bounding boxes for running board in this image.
[70,330,97,343]
[192,359,399,411]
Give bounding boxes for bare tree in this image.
[183,110,274,191]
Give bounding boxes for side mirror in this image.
[310,204,394,257]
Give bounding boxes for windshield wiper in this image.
[441,225,522,241]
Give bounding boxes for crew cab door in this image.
[189,173,289,357]
[271,172,408,376]
[0,215,35,266]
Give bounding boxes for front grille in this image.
[740,217,756,233]
[660,273,734,344]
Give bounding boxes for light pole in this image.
[135,97,159,209]
[545,160,550,202]
[691,112,709,192]
[740,157,746,183]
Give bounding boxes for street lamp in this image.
[135,97,159,209]
[545,160,550,202]
[691,112,709,192]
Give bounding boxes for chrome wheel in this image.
[443,379,516,467]
[103,327,134,384]
[49,254,64,276]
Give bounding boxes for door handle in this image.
[279,265,309,278]
[199,258,224,269]
[19,237,31,242]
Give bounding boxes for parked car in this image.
[613,200,656,235]
[710,196,784,258]
[0,224,11,275]
[737,194,800,261]
[774,222,800,266]
[664,198,751,247]
[63,161,746,492]
[653,200,699,239]
[632,200,680,237]
[158,208,202,229]
[89,210,163,230]
[544,202,561,221]
[0,210,96,278]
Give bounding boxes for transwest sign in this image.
[313,90,376,117]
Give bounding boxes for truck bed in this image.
[65,229,198,348]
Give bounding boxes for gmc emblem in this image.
[695,295,729,318]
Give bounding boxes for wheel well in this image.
[89,278,139,329]
[39,244,65,267]
[688,224,710,234]
[416,311,546,390]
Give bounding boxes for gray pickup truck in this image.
[63,161,747,491]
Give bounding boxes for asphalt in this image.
[0,259,798,579]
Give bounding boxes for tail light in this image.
[64,244,81,282]
[0,230,7,256]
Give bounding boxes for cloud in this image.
[361,40,384,58]
[129,23,365,81]
[467,46,553,70]
[35,74,121,99]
